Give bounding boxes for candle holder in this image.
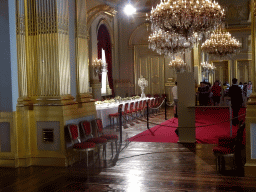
[138,76,148,98]
[92,58,107,76]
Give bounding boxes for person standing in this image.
[229,78,243,126]
[247,81,253,98]
[198,82,209,106]
[210,80,222,106]
[172,81,178,118]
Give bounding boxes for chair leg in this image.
[86,151,89,167]
[104,144,107,159]
[115,141,118,153]
[111,142,114,158]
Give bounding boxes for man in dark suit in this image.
[229,78,243,126]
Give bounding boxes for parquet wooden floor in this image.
[0,107,256,192]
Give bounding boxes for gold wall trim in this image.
[87,5,116,32]
[76,0,90,100]
[129,22,149,48]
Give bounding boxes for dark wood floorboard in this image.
[0,107,256,192]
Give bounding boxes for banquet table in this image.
[96,97,153,128]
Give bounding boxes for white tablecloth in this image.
[96,98,152,128]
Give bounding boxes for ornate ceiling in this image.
[97,0,159,12]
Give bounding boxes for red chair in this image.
[141,100,147,117]
[95,118,118,158]
[137,100,143,117]
[213,122,245,175]
[109,104,123,129]
[127,102,134,121]
[123,103,129,125]
[80,121,107,160]
[67,124,96,167]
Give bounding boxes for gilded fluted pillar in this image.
[16,0,74,106]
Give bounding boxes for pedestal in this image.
[245,93,256,177]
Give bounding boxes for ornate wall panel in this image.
[134,45,165,96]
[213,61,229,84]
[236,60,251,83]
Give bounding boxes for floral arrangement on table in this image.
[103,99,115,103]
[132,95,140,100]
[115,96,122,100]
[95,101,103,105]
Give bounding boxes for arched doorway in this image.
[97,24,114,96]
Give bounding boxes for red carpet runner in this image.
[128,107,246,144]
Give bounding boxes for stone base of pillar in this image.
[36,95,76,106]
[91,83,102,101]
[0,101,97,168]
[76,93,93,103]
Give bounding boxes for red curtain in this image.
[97,24,114,96]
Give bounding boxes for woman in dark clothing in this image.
[198,82,209,106]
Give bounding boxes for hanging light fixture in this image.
[168,56,187,73]
[148,29,194,56]
[92,58,107,76]
[149,0,225,40]
[201,61,216,73]
[201,28,242,58]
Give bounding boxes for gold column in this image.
[193,44,201,84]
[16,0,74,106]
[75,0,91,103]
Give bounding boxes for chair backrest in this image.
[118,104,123,113]
[143,100,147,109]
[139,100,143,109]
[124,103,129,114]
[67,124,81,144]
[151,99,155,107]
[129,102,134,112]
[147,99,150,107]
[134,102,138,111]
[95,118,104,136]
[156,97,160,106]
[80,121,93,139]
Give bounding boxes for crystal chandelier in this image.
[201,28,242,58]
[168,56,187,73]
[201,61,216,73]
[148,29,193,56]
[138,76,148,98]
[149,0,225,40]
[92,58,107,76]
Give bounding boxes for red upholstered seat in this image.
[74,142,96,149]
[217,136,236,147]
[109,104,123,128]
[212,146,234,154]
[95,118,118,157]
[87,137,107,144]
[212,122,246,175]
[67,124,96,166]
[80,120,107,159]
[101,134,118,140]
